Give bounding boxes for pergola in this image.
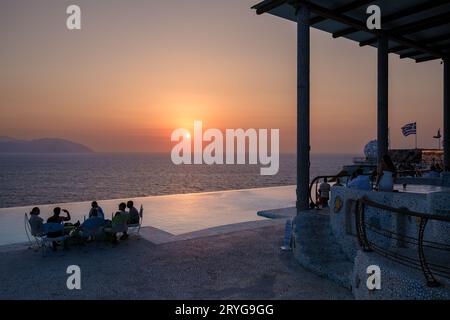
[252,0,450,211]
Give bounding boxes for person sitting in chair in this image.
[29,207,44,236]
[46,207,73,251]
[47,207,80,232]
[111,202,129,243]
[47,207,71,224]
[48,207,82,250]
[89,201,105,219]
[76,210,105,242]
[126,200,140,225]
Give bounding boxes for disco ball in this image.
[364,140,377,159]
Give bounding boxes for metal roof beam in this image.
[292,1,444,59]
[252,0,286,15]
[252,0,446,60]
[299,1,379,33]
[415,56,443,63]
[390,33,450,53]
[379,0,449,24]
[333,0,450,39]
[392,12,450,35]
[421,32,450,45]
[310,0,373,25]
[360,11,450,47]
[389,45,408,53]
[389,35,444,59]
[401,44,450,59]
[401,50,427,59]
[333,26,358,39]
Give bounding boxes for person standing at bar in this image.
[376,154,397,192]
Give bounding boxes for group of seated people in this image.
[28,200,141,251]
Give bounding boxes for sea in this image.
[0,153,356,209]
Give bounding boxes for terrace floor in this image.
[0,221,352,300]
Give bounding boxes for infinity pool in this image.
[0,186,296,246]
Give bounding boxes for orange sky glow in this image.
[0,0,444,154]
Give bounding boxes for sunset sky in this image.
[0,0,444,154]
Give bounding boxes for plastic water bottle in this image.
[281,219,293,251]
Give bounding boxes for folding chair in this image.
[40,223,69,257]
[128,205,144,235]
[24,213,45,250]
[79,217,105,240]
[104,213,129,240]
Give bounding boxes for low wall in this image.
[329,185,450,261]
[328,182,450,299]
[352,250,450,300]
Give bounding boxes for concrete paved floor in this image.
[0,222,352,300]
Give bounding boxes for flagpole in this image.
[388,127,390,149]
[402,122,418,149]
[415,134,417,149]
[439,129,441,150]
[415,122,418,150]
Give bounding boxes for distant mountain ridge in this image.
[0,136,19,142]
[0,137,94,153]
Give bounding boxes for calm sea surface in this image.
[0,153,356,208]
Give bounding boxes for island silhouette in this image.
[0,137,93,153]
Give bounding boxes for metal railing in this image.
[309,175,348,209]
[310,173,373,208]
[355,196,450,287]
[397,169,431,177]
[309,169,432,208]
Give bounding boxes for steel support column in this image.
[296,4,311,212]
[377,33,389,165]
[444,59,450,170]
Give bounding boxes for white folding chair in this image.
[40,223,69,257]
[24,213,46,250]
[128,205,143,235]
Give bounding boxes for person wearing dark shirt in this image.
[79,209,105,242]
[126,200,140,225]
[89,201,105,219]
[47,207,72,251]
[47,207,71,224]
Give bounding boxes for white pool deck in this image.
[2,183,446,248]
[0,185,296,246]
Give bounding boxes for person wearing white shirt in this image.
[318,178,331,208]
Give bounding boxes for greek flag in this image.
[401,122,416,137]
